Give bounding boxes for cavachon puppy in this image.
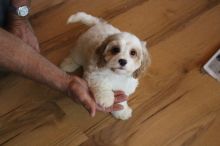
[60,12,150,120]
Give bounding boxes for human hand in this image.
[6,14,40,52]
[67,75,97,117]
[67,76,127,117]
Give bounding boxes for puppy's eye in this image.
[130,50,137,56]
[111,47,120,54]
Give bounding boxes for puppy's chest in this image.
[109,75,137,94]
[86,70,138,95]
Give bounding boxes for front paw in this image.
[95,91,114,108]
[112,107,132,120]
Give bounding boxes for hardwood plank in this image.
[116,70,220,146]
[39,0,219,56]
[0,76,55,116]
[31,0,146,44]
[191,110,220,146]
[1,99,88,146]
[31,0,64,16]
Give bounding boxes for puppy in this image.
[60,12,150,120]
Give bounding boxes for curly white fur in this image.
[61,12,150,120]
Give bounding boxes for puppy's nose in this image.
[118,59,127,66]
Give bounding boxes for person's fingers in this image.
[96,103,124,112]
[26,38,38,52]
[82,95,96,117]
[114,94,127,103]
[33,42,40,53]
[68,80,96,117]
[106,104,124,112]
[21,33,28,44]
[26,31,40,53]
[114,90,125,96]
[90,102,96,117]
[32,38,40,53]
[77,86,96,117]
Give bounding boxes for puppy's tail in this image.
[67,12,104,26]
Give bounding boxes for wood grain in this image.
[30,0,64,16]
[0,0,220,145]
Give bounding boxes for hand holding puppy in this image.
[67,76,127,117]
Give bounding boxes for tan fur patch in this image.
[133,44,151,78]
[95,35,118,67]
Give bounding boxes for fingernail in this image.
[114,105,124,111]
[91,110,95,117]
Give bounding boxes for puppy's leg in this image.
[91,85,115,108]
[112,101,132,120]
[85,73,114,108]
[60,53,80,72]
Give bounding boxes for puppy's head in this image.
[96,32,150,78]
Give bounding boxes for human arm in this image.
[0,28,126,116]
[7,0,40,52]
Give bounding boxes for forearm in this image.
[0,28,70,92]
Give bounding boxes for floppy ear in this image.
[95,39,108,68]
[95,35,117,67]
[133,41,151,78]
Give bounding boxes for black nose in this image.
[118,59,127,66]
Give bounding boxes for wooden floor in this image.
[1,0,220,145]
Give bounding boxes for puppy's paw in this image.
[95,91,114,108]
[112,107,132,120]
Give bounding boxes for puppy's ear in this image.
[133,41,151,78]
[96,39,108,67]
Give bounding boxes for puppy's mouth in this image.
[111,67,126,72]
